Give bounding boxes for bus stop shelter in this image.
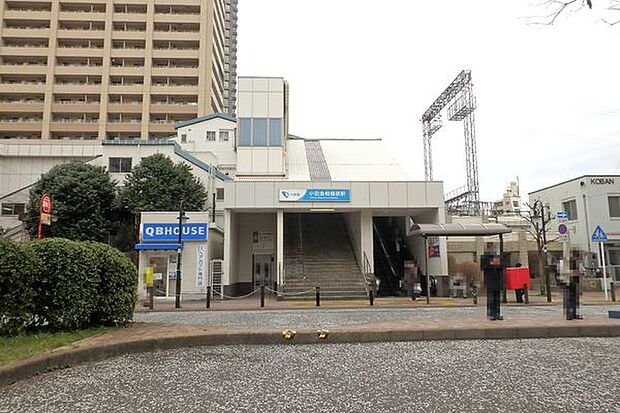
[408,222,512,303]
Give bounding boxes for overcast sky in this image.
[236,0,620,201]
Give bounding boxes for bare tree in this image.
[530,0,620,26]
[522,202,557,297]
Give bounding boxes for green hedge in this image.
[0,238,138,335]
[87,242,137,326]
[0,239,40,336]
[30,239,100,331]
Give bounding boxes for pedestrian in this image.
[514,262,525,303]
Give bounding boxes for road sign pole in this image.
[601,241,608,301]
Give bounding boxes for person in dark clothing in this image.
[482,254,503,321]
[514,262,525,303]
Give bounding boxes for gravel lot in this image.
[1,338,619,413]
[134,304,618,328]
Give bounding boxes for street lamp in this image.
[175,200,188,309]
[534,199,552,303]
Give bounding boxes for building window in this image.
[562,199,578,221]
[216,187,225,200]
[219,130,229,142]
[108,157,132,173]
[253,118,268,146]
[1,203,25,216]
[609,196,620,218]
[181,133,187,143]
[206,131,216,141]
[239,118,251,146]
[238,118,282,147]
[269,118,282,146]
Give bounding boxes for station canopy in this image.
[409,222,511,237]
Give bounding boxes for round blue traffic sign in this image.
[558,223,568,235]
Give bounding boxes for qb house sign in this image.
[279,189,350,202]
[141,223,209,242]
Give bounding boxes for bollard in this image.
[260,285,265,308]
[316,286,320,307]
[502,289,507,304]
[206,286,211,309]
[148,286,154,310]
[611,282,617,302]
[369,285,374,307]
[524,283,529,305]
[472,286,478,305]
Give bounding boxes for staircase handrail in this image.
[297,214,308,285]
[362,251,375,293]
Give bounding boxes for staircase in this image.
[283,213,368,300]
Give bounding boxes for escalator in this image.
[373,217,415,296]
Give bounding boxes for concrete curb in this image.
[2,323,620,387]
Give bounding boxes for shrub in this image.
[455,261,482,288]
[29,238,99,332]
[87,242,138,326]
[0,239,40,336]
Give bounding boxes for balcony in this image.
[150,103,197,113]
[1,28,51,38]
[148,122,176,133]
[51,102,100,112]
[151,66,198,77]
[56,29,105,40]
[55,47,103,58]
[107,103,142,112]
[55,65,103,76]
[53,83,101,93]
[151,49,199,59]
[0,101,44,112]
[4,10,51,20]
[109,66,144,76]
[153,13,200,24]
[49,121,99,133]
[152,31,200,41]
[0,64,47,75]
[105,122,142,133]
[0,118,43,131]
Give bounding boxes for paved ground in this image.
[1,338,618,412]
[137,290,617,312]
[134,304,619,328]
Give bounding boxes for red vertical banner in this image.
[38,194,52,239]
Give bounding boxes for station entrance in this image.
[282,212,368,299]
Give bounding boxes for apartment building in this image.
[0,0,237,141]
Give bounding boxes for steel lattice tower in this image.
[421,70,480,216]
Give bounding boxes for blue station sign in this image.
[279,189,350,202]
[141,223,209,242]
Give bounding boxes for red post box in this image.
[504,267,531,290]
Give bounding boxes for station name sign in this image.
[279,189,350,202]
[590,178,615,185]
[141,223,208,242]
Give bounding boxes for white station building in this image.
[529,175,620,283]
[1,76,449,299]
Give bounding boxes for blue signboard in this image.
[279,189,350,202]
[141,223,208,242]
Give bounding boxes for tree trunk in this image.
[538,251,546,295]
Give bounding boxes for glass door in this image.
[253,254,273,288]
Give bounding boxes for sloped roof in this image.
[174,113,236,129]
[286,137,410,181]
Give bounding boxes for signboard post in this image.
[591,225,609,300]
[38,194,52,239]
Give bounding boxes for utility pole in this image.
[175,200,186,309]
